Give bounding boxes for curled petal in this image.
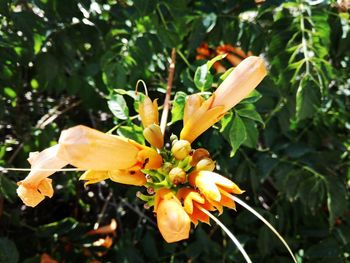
[212,56,267,112]
[59,125,140,170]
[177,188,204,214]
[188,171,244,204]
[79,170,110,186]
[17,178,53,207]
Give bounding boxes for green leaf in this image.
[0,238,19,263]
[229,113,247,156]
[326,177,347,226]
[194,54,226,91]
[238,107,264,126]
[296,77,321,121]
[240,90,262,104]
[0,175,17,203]
[117,125,145,145]
[108,94,129,120]
[242,118,259,148]
[171,91,187,123]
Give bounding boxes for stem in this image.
[229,195,297,263]
[160,48,176,135]
[196,205,252,263]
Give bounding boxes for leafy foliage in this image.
[0,0,349,262]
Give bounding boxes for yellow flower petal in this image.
[188,171,222,202]
[37,178,54,198]
[17,183,45,207]
[212,56,267,111]
[109,170,146,186]
[79,170,110,186]
[59,125,140,170]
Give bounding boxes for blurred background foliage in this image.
[0,0,350,262]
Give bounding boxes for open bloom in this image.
[181,56,267,143]
[17,125,162,207]
[188,170,244,214]
[154,189,191,243]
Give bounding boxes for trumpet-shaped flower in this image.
[154,189,191,243]
[17,125,162,207]
[188,171,244,214]
[181,56,267,143]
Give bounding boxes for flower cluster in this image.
[16,56,267,243]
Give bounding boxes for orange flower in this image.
[177,188,213,226]
[180,56,267,143]
[40,253,58,263]
[87,219,117,236]
[188,171,244,214]
[17,125,162,207]
[154,189,191,243]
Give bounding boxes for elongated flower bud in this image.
[139,96,159,127]
[212,56,267,111]
[143,124,164,149]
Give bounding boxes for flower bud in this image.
[183,94,204,125]
[139,96,159,127]
[168,167,186,185]
[143,124,164,149]
[190,148,210,166]
[195,158,215,171]
[171,140,191,160]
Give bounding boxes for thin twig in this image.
[160,48,176,135]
